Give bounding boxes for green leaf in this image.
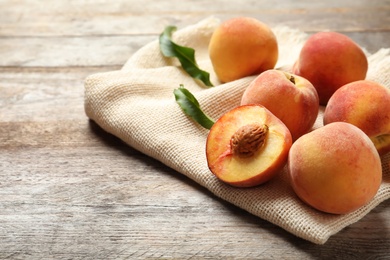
[160,26,214,87]
[174,85,215,130]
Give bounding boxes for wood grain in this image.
[1,0,389,258]
[2,0,389,36]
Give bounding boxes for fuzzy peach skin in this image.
[323,80,390,155]
[292,31,368,105]
[241,69,319,141]
[288,122,382,215]
[209,17,278,83]
[206,105,292,187]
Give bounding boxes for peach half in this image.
[206,105,292,187]
[288,122,382,214]
[323,80,390,155]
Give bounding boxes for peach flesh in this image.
[206,105,292,187]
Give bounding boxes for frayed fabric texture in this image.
[84,17,390,244]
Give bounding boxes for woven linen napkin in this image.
[84,17,390,244]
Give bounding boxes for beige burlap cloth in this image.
[84,17,390,244]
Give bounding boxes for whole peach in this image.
[288,122,382,214]
[292,31,368,105]
[324,80,390,155]
[209,17,278,83]
[241,69,319,141]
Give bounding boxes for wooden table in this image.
[1,0,389,258]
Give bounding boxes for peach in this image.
[292,31,368,105]
[208,17,278,83]
[288,122,382,214]
[323,80,390,155]
[241,69,319,141]
[206,105,292,187]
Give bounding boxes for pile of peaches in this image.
[205,17,390,214]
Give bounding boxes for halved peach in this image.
[206,105,292,187]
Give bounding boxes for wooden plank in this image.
[0,31,388,68]
[0,145,389,259]
[0,67,104,122]
[1,1,389,37]
[0,36,154,67]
